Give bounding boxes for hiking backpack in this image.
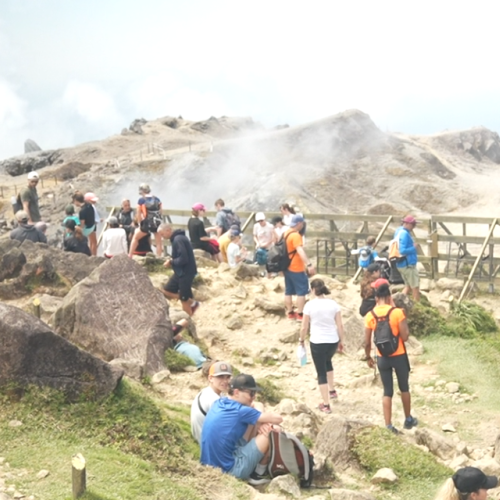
[358,246,374,268]
[221,210,241,232]
[266,233,296,273]
[267,430,314,488]
[143,197,163,231]
[388,233,407,264]
[372,307,399,357]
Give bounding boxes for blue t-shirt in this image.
[174,341,206,368]
[200,398,261,472]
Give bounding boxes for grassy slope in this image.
[0,380,248,500]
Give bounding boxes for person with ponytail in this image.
[364,280,417,433]
[434,467,497,500]
[63,219,91,256]
[299,278,345,414]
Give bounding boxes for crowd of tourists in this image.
[9,173,497,498]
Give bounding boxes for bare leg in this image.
[284,295,293,313]
[318,383,329,406]
[181,299,195,316]
[401,391,411,418]
[296,295,306,314]
[403,285,410,295]
[412,287,420,302]
[161,289,179,301]
[88,232,97,256]
[155,233,163,257]
[326,370,335,392]
[382,396,392,426]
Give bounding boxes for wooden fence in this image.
[106,208,500,301]
[0,176,60,200]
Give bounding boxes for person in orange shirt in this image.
[364,279,418,434]
[283,214,316,322]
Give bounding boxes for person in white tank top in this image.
[299,278,345,414]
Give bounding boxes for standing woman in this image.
[188,203,222,262]
[364,281,417,433]
[280,203,296,227]
[434,467,497,500]
[359,263,381,317]
[136,183,164,257]
[299,278,345,414]
[73,192,97,256]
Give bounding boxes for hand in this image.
[164,259,172,268]
[258,423,272,437]
[307,265,316,275]
[367,357,375,369]
[337,342,344,353]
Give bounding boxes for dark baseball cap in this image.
[230,374,261,392]
[366,263,380,273]
[452,467,498,493]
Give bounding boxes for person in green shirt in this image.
[20,171,41,223]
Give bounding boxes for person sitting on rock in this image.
[201,373,283,485]
[227,232,249,268]
[191,361,233,444]
[188,203,222,262]
[129,215,152,256]
[10,210,47,244]
[63,219,91,256]
[102,216,128,258]
[117,198,135,247]
[253,212,275,267]
[218,224,240,264]
[364,280,417,433]
[434,466,497,500]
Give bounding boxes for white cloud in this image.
[0,78,26,128]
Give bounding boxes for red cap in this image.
[371,278,390,288]
[402,215,417,224]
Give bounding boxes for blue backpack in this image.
[358,246,375,268]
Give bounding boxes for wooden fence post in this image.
[71,453,86,498]
[32,298,41,318]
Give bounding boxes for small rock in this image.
[36,469,49,479]
[8,421,22,428]
[183,366,198,373]
[13,492,25,499]
[226,314,244,330]
[449,454,469,470]
[242,357,255,367]
[254,297,285,314]
[0,457,5,464]
[267,474,301,498]
[442,423,456,433]
[371,467,398,484]
[233,285,247,299]
[151,369,171,385]
[471,456,500,476]
[446,382,460,394]
[456,442,468,455]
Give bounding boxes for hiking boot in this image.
[287,311,297,320]
[404,416,418,430]
[191,301,200,315]
[329,389,338,400]
[318,403,332,414]
[386,424,400,434]
[247,471,271,486]
[296,312,304,322]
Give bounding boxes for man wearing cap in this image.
[393,215,420,301]
[201,373,283,485]
[10,210,47,244]
[190,361,233,445]
[253,212,275,268]
[435,466,498,500]
[101,216,128,258]
[159,223,200,316]
[283,214,316,321]
[19,172,41,223]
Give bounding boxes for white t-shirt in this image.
[227,242,241,267]
[303,298,341,344]
[190,386,220,444]
[253,222,275,248]
[102,227,128,257]
[274,225,289,240]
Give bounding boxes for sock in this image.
[405,416,412,421]
[172,325,182,335]
[255,463,266,475]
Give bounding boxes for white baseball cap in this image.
[255,212,266,222]
[27,171,39,180]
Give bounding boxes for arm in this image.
[296,245,316,275]
[22,200,32,223]
[299,314,310,344]
[398,232,415,257]
[399,318,409,342]
[172,241,188,267]
[257,412,283,425]
[335,311,345,352]
[364,326,375,368]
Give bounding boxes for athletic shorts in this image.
[229,437,264,480]
[284,270,310,296]
[164,274,194,302]
[82,225,96,237]
[399,265,420,289]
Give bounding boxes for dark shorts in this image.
[377,353,410,397]
[284,270,309,296]
[164,274,194,302]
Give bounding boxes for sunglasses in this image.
[242,389,256,398]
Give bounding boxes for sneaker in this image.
[386,424,400,434]
[191,301,200,315]
[287,311,297,320]
[329,389,338,400]
[318,403,332,414]
[296,312,304,322]
[247,471,271,486]
[404,416,418,430]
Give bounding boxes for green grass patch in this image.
[164,349,196,372]
[352,426,451,499]
[256,378,284,405]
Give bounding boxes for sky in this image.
[1,0,500,160]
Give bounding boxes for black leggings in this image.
[377,354,410,397]
[310,342,338,385]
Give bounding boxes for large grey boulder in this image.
[0,150,61,176]
[0,303,123,400]
[415,428,456,460]
[24,139,42,153]
[52,255,173,376]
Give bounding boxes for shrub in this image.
[165,349,195,372]
[449,300,498,335]
[256,378,284,405]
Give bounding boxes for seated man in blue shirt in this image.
[200,374,283,485]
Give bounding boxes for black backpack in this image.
[266,233,296,273]
[144,197,163,231]
[372,307,399,357]
[221,210,241,232]
[268,430,314,488]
